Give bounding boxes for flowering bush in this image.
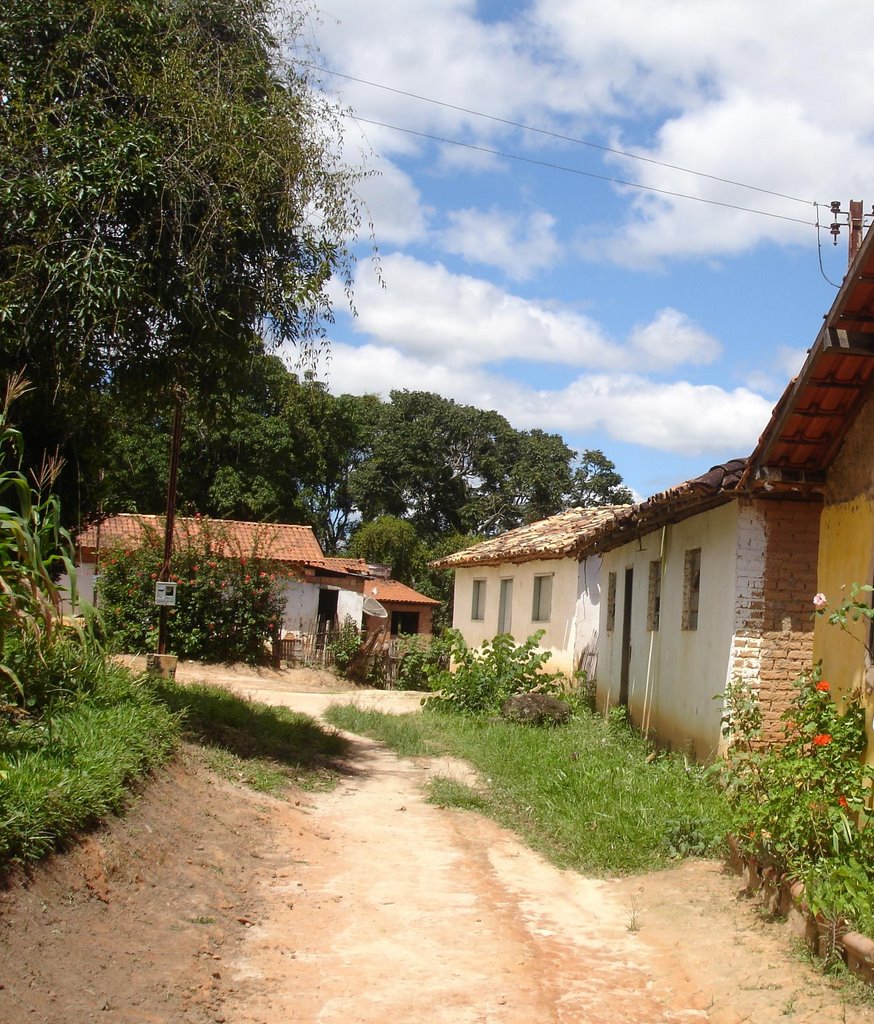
[722,648,874,934]
[98,520,285,664]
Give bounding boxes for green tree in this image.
[349,391,579,537]
[569,450,634,507]
[349,516,423,584]
[0,0,362,524]
[99,359,377,551]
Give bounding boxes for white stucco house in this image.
[431,505,630,679]
[576,460,820,760]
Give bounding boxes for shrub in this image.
[327,616,362,674]
[721,663,874,934]
[425,629,561,715]
[0,373,81,709]
[98,518,285,663]
[394,632,452,691]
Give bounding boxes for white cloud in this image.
[318,341,772,459]
[353,158,430,246]
[312,1,874,263]
[440,207,561,280]
[344,254,622,368]
[336,255,725,375]
[628,308,721,370]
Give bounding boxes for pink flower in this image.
[813,593,828,610]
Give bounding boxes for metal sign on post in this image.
[155,581,177,607]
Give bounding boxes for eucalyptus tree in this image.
[0,0,363,522]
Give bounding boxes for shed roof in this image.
[364,579,440,607]
[78,514,370,577]
[741,224,874,495]
[430,505,631,569]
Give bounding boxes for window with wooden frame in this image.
[647,560,661,632]
[471,578,486,621]
[606,571,617,632]
[682,548,701,631]
[532,574,553,623]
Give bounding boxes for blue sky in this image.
[292,0,872,499]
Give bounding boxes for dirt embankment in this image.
[1,666,872,1024]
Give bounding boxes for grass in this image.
[0,658,180,865]
[151,678,349,793]
[325,702,731,875]
[0,649,351,868]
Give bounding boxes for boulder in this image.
[501,692,571,727]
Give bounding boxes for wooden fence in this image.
[272,628,405,687]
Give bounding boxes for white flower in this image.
[812,593,828,610]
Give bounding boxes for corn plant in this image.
[0,372,78,706]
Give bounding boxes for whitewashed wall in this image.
[597,501,739,759]
[451,555,595,677]
[574,554,603,679]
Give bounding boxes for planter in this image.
[725,838,874,986]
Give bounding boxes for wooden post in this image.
[157,395,184,656]
[849,200,864,267]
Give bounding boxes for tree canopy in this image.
[0,0,362,518]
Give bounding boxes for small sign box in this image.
[155,581,177,607]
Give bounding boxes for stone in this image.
[500,692,571,727]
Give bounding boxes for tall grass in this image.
[0,654,179,864]
[325,704,730,875]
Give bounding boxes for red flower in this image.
[812,733,832,746]
[816,681,830,692]
[839,796,849,808]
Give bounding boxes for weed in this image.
[625,894,643,932]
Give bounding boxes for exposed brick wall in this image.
[756,499,821,743]
[728,500,767,699]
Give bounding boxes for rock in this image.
[500,692,571,727]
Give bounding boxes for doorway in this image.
[619,567,633,707]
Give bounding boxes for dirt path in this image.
[1,665,872,1023]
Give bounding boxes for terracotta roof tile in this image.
[573,459,747,559]
[364,579,440,606]
[78,514,352,569]
[430,505,632,569]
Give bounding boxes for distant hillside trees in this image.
[97,359,632,567]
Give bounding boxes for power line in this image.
[349,115,817,228]
[297,60,816,207]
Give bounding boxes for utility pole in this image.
[157,394,184,656]
[829,200,867,268]
[849,199,864,267]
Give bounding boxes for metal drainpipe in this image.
[642,525,667,737]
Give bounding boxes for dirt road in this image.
[1,665,872,1023]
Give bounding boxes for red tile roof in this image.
[573,459,746,559]
[741,224,874,495]
[364,579,440,606]
[78,514,368,574]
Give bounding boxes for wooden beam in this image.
[824,328,874,352]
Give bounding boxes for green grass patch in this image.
[152,678,349,793]
[0,656,352,868]
[324,702,445,758]
[325,703,730,875]
[0,659,179,865]
[427,776,491,812]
